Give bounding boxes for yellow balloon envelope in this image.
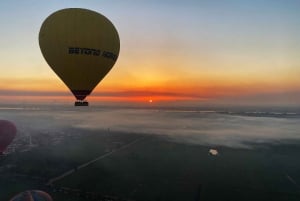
[39,8,120,104]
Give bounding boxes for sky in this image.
[0,0,300,106]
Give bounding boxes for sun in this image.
[148,99,153,103]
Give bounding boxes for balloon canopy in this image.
[0,120,16,154]
[39,8,120,103]
[9,190,53,201]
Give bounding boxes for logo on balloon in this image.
[69,47,100,56]
[68,47,117,61]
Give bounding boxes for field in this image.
[1,127,300,201]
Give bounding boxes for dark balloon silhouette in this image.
[9,190,53,201]
[0,120,16,154]
[39,8,120,106]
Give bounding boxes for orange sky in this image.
[1,74,300,106]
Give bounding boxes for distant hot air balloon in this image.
[9,190,53,201]
[39,8,120,106]
[0,120,16,155]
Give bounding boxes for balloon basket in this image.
[75,100,89,106]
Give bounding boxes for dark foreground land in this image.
[1,129,300,201]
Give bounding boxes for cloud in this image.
[0,89,69,96]
[2,106,300,149]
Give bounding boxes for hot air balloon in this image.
[0,120,16,155]
[9,190,53,201]
[39,8,120,106]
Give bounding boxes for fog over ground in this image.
[1,105,300,148]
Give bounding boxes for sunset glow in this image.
[0,1,300,107]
